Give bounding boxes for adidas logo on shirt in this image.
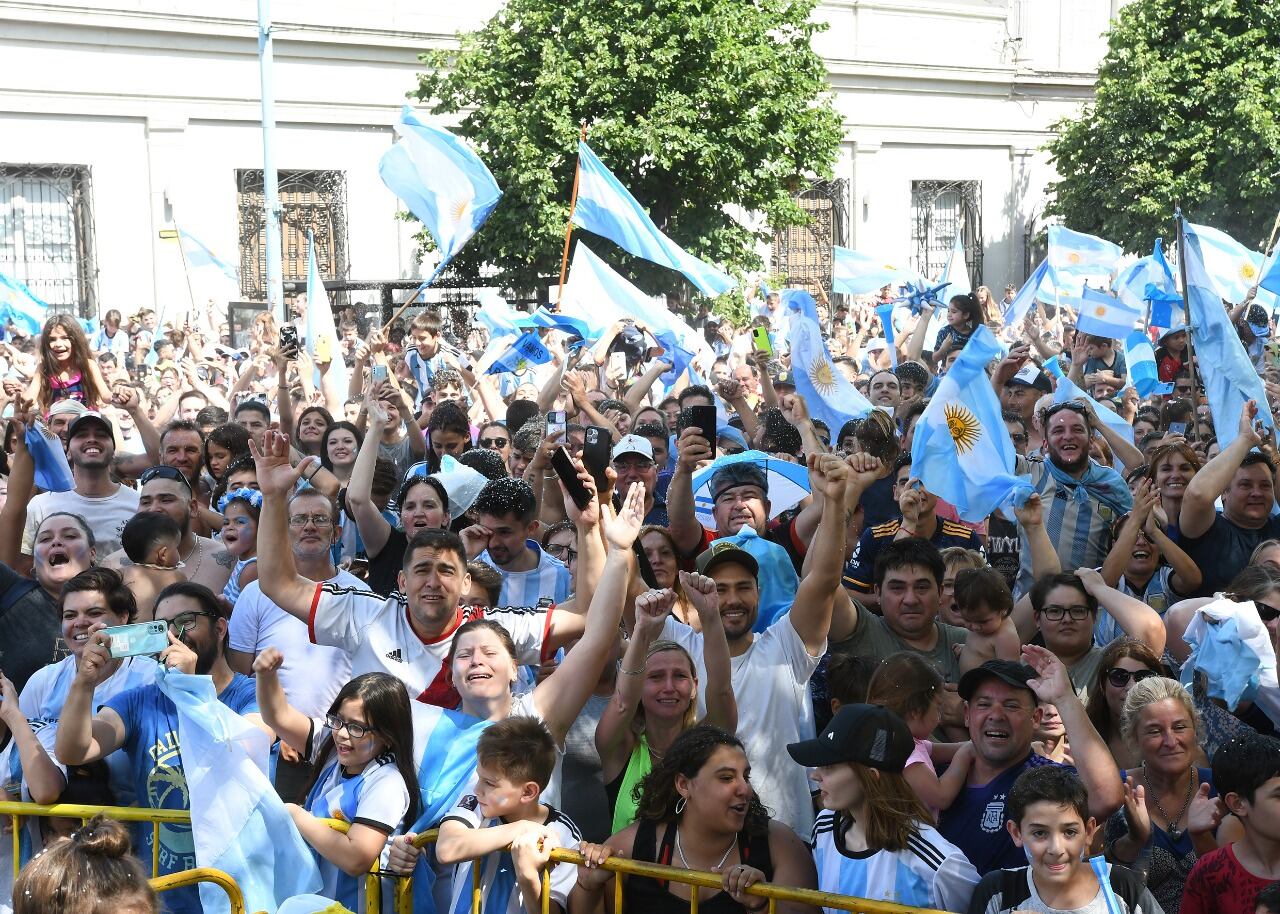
[385,648,404,663]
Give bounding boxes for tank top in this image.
[625,818,774,914]
[49,370,90,407]
[221,557,257,605]
[607,733,653,833]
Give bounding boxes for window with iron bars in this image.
[909,180,983,288]
[0,163,97,317]
[235,169,349,304]
[771,180,848,295]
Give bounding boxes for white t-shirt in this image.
[227,571,360,718]
[441,795,580,914]
[661,612,822,837]
[22,486,140,557]
[307,583,551,707]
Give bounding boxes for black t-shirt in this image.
[0,563,59,694]
[857,473,898,528]
[986,513,1021,592]
[1181,512,1280,597]
[366,527,408,598]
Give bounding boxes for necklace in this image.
[1143,763,1195,841]
[674,827,737,872]
[181,539,204,579]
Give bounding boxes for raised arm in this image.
[250,430,323,622]
[1101,483,1154,588]
[533,483,643,744]
[386,380,426,460]
[683,571,737,733]
[788,454,849,655]
[1011,494,1059,642]
[1180,399,1262,538]
[54,625,127,766]
[667,426,712,556]
[0,674,65,804]
[0,419,33,569]
[344,395,395,559]
[622,358,672,413]
[595,586,671,780]
[1076,567,1166,655]
[108,385,162,478]
[1023,643,1123,820]
[252,648,312,755]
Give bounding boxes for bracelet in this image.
[303,462,320,482]
[618,665,644,677]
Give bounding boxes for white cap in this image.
[611,434,654,461]
[865,337,889,352]
[47,399,89,419]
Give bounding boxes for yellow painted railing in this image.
[150,867,251,914]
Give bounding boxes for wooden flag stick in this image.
[554,120,589,309]
[382,282,427,334]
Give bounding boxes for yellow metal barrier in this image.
[150,866,252,914]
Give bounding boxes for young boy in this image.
[118,512,186,619]
[1181,733,1280,914]
[955,566,1021,674]
[437,717,580,914]
[967,766,1160,914]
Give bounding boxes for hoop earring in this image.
[675,796,686,816]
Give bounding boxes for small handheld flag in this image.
[484,331,552,376]
[1074,286,1143,340]
[304,231,350,396]
[25,420,74,492]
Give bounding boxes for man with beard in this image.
[21,411,138,559]
[937,650,1122,875]
[652,452,853,838]
[1179,400,1280,595]
[56,581,269,914]
[1011,401,1133,596]
[101,466,232,593]
[226,488,355,798]
[466,476,571,607]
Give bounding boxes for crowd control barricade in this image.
[150,867,250,914]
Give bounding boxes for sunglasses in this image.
[1105,667,1159,688]
[479,436,508,448]
[1256,601,1280,623]
[140,465,193,496]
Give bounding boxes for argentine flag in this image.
[573,142,735,297]
[831,246,914,296]
[0,271,49,336]
[1047,225,1121,293]
[1001,259,1050,327]
[910,325,1033,521]
[156,671,321,914]
[1185,222,1275,306]
[1074,285,1143,340]
[304,230,350,397]
[1123,330,1174,398]
[379,105,503,286]
[783,290,873,432]
[25,420,74,492]
[484,330,552,376]
[1113,238,1180,317]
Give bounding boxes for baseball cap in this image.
[1006,363,1053,393]
[47,399,89,421]
[958,659,1037,701]
[865,337,889,352]
[786,704,913,772]
[67,411,114,440]
[709,461,768,501]
[611,434,653,461]
[772,369,796,389]
[695,540,760,578]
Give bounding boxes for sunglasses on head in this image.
[140,465,193,496]
[1042,401,1090,423]
[1105,667,1159,688]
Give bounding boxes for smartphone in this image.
[103,621,169,659]
[371,363,388,384]
[609,350,627,378]
[751,327,773,357]
[546,409,567,440]
[280,324,299,357]
[1168,421,1187,436]
[582,425,612,494]
[550,446,593,510]
[679,405,718,459]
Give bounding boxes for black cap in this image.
[772,369,796,389]
[66,411,114,440]
[958,659,1036,701]
[786,704,913,772]
[695,540,759,578]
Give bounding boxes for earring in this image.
[675,796,686,815]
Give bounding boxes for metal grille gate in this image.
[910,180,983,287]
[0,163,97,317]
[771,179,848,295]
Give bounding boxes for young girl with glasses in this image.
[254,649,420,910]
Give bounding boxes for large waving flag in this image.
[379,105,502,286]
[1074,285,1143,340]
[572,142,735,297]
[178,229,240,304]
[1113,238,1180,319]
[1053,373,1135,444]
[156,671,321,914]
[562,242,710,384]
[783,290,874,431]
[25,420,73,492]
[304,230,350,395]
[1183,219,1275,448]
[484,330,552,376]
[1001,259,1050,327]
[831,247,915,296]
[911,325,1033,521]
[1261,248,1280,297]
[1123,330,1174,398]
[1047,225,1121,294]
[0,271,49,336]
[1185,222,1275,306]
[472,292,535,338]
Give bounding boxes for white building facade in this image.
[0,0,1127,319]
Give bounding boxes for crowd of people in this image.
[0,279,1279,914]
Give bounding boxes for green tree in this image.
[412,0,842,298]
[1046,0,1280,252]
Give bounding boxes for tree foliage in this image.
[412,0,843,297]
[1046,0,1280,252]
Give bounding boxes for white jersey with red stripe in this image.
[307,582,553,707]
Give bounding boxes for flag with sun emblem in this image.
[379,105,502,285]
[1046,225,1121,295]
[1073,285,1143,340]
[911,325,1033,521]
[1183,218,1276,449]
[783,290,874,432]
[1184,221,1278,307]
